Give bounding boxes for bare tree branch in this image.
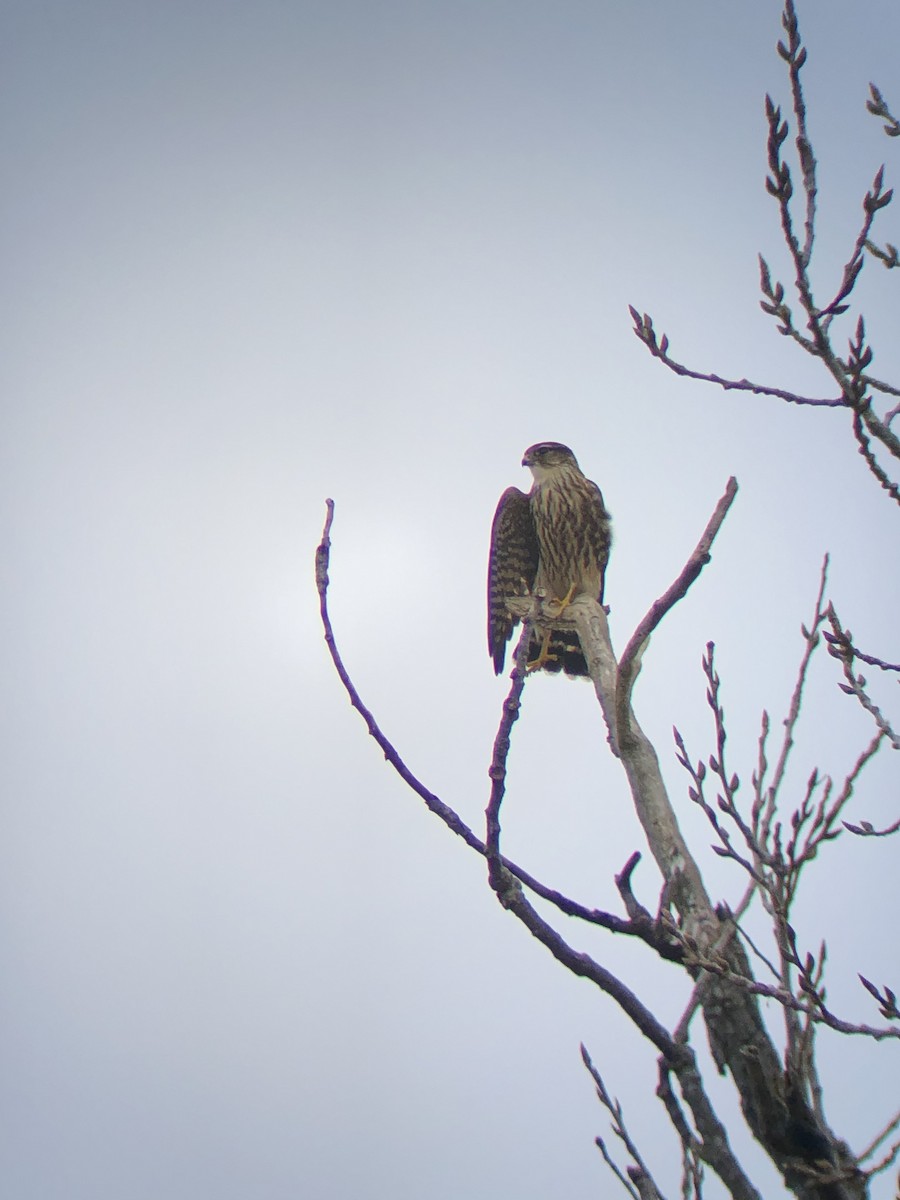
[858,977,900,1022]
[825,605,900,748]
[844,815,900,838]
[617,478,739,709]
[672,937,899,1041]
[628,308,842,408]
[852,410,900,505]
[582,1045,668,1200]
[319,6,898,1197]
[778,0,816,268]
[656,1062,705,1200]
[757,557,830,848]
[823,619,900,674]
[594,1136,642,1200]
[631,0,900,503]
[858,1109,900,1166]
[316,500,683,951]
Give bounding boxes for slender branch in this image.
[794,732,885,867]
[855,372,900,401]
[759,557,830,846]
[823,618,900,674]
[618,478,739,709]
[864,239,899,269]
[593,1137,641,1200]
[316,500,679,948]
[851,410,900,505]
[655,1064,705,1200]
[628,308,842,407]
[856,393,900,460]
[734,918,782,984]
[485,623,531,880]
[481,634,681,1053]
[582,1046,666,1200]
[487,871,679,1055]
[858,977,900,1022]
[632,4,900,508]
[779,0,816,268]
[826,604,900,746]
[672,937,900,1040]
[858,1109,900,1166]
[844,815,900,838]
[861,1139,900,1183]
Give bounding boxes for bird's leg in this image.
[526,626,557,672]
[543,581,578,619]
[525,584,579,672]
[557,582,577,611]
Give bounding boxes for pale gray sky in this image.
[2,2,898,1197]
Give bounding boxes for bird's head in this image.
[522,442,578,481]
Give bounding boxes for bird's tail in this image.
[528,629,590,678]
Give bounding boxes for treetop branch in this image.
[617,477,739,712]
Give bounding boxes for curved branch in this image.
[630,311,843,407]
[316,500,677,951]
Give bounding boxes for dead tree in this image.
[317,4,898,1197]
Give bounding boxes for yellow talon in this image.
[542,582,579,621]
[558,582,577,609]
[526,584,580,671]
[526,628,558,672]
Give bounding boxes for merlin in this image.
[487,442,612,676]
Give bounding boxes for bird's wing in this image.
[585,480,612,604]
[487,486,539,675]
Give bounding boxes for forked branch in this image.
[316,499,681,951]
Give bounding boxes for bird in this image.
[487,442,612,677]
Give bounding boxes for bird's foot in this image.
[525,628,558,672]
[543,582,578,620]
[525,649,559,672]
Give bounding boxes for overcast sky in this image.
[2,2,898,1197]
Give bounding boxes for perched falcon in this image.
[487,442,612,676]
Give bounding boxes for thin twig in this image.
[656,1062,704,1200]
[628,309,842,407]
[759,557,830,845]
[594,1137,641,1200]
[852,410,900,506]
[862,1138,900,1183]
[859,1109,900,1165]
[671,937,900,1041]
[826,605,900,747]
[582,1046,665,1200]
[631,4,900,503]
[780,0,816,268]
[844,815,900,838]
